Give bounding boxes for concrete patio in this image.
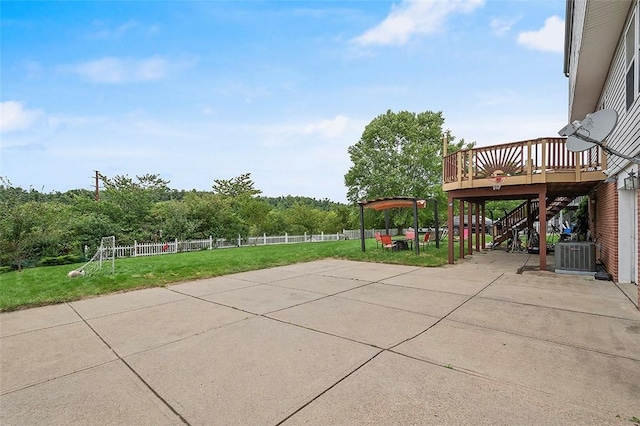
[1,251,639,425]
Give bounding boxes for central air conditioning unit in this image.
[555,242,596,275]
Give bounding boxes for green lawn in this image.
[0,238,460,312]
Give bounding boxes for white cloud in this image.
[213,80,272,102]
[63,56,172,83]
[517,15,564,53]
[89,20,159,39]
[0,101,43,133]
[473,89,520,107]
[47,114,108,130]
[449,112,566,147]
[135,57,169,81]
[303,115,349,138]
[90,20,138,39]
[490,16,518,36]
[259,115,358,148]
[351,0,484,46]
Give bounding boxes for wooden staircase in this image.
[492,197,572,247]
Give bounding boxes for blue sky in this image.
[1,0,567,202]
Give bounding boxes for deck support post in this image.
[448,195,454,264]
[527,198,534,232]
[459,199,465,260]
[475,203,484,251]
[412,199,420,255]
[539,187,547,271]
[467,201,473,255]
[480,200,487,250]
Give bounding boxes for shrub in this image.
[39,254,84,267]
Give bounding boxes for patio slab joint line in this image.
[262,266,434,316]
[445,317,640,363]
[264,280,376,315]
[167,285,344,319]
[389,272,505,351]
[0,319,82,339]
[66,303,192,426]
[168,266,426,318]
[73,297,193,321]
[273,268,506,424]
[274,349,385,426]
[612,281,640,308]
[263,314,385,350]
[474,295,640,322]
[0,359,118,397]
[168,288,261,316]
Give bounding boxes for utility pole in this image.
[94,170,100,202]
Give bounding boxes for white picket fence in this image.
[342,228,400,240]
[108,232,352,259]
[90,229,417,260]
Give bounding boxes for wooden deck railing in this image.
[443,137,605,189]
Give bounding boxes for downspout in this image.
[563,0,574,77]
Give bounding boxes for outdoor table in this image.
[393,239,412,251]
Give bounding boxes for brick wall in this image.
[593,182,618,281]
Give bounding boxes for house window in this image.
[625,13,636,110]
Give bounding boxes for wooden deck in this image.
[442,137,608,271]
[443,137,606,197]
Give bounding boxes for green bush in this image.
[39,254,84,267]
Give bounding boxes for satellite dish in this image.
[563,109,618,152]
[566,136,595,152]
[576,109,618,141]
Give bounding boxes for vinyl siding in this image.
[597,1,640,175]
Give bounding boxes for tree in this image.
[0,178,74,269]
[236,197,272,236]
[574,197,589,235]
[285,203,325,235]
[182,192,248,242]
[345,110,471,203]
[99,173,171,242]
[29,202,75,259]
[329,205,357,231]
[211,173,273,238]
[0,179,41,270]
[150,200,198,241]
[344,110,472,229]
[261,209,288,235]
[67,211,119,255]
[0,201,43,271]
[212,173,262,198]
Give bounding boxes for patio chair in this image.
[374,231,382,248]
[421,232,431,250]
[380,234,397,251]
[405,230,415,250]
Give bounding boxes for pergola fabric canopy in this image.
[359,197,427,211]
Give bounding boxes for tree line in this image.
[0,173,365,271]
[1,109,498,271]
